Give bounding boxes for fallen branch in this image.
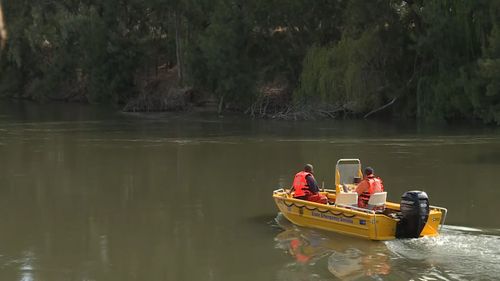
[364,97,397,119]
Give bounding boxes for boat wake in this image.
[273,214,500,281]
[385,225,500,280]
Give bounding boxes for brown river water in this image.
[0,102,499,281]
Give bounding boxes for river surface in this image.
[0,101,499,281]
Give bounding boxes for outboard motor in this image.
[396,191,430,238]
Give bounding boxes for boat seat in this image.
[367,192,387,212]
[335,192,358,207]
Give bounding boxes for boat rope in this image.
[282,200,356,218]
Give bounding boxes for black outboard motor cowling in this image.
[396,191,430,238]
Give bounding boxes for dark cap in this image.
[304,164,314,173]
[364,167,374,175]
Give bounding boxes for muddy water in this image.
[0,102,499,281]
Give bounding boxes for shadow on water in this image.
[473,152,500,165]
[272,214,500,281]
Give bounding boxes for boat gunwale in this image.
[273,188,445,219]
[273,190,379,217]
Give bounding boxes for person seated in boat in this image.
[355,167,384,208]
[292,164,328,204]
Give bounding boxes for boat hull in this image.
[273,191,444,241]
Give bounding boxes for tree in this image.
[190,0,256,112]
[295,0,412,114]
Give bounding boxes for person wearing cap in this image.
[355,167,384,208]
[292,164,327,204]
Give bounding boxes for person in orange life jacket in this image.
[292,164,327,204]
[355,167,384,208]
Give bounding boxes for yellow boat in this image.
[272,159,447,241]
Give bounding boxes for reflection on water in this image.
[19,251,35,281]
[274,214,391,281]
[328,249,390,280]
[274,214,500,281]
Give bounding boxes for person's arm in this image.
[305,175,319,193]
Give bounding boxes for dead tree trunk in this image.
[218,95,224,115]
[174,11,183,84]
[0,1,7,50]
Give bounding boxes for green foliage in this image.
[188,0,256,107]
[411,0,484,121]
[295,1,410,113]
[0,0,173,102]
[475,19,500,123]
[295,0,500,123]
[0,0,499,123]
[295,30,388,112]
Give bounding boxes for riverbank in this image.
[0,65,492,123]
[118,66,356,120]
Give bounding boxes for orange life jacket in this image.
[367,177,384,194]
[359,176,384,203]
[292,171,312,197]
